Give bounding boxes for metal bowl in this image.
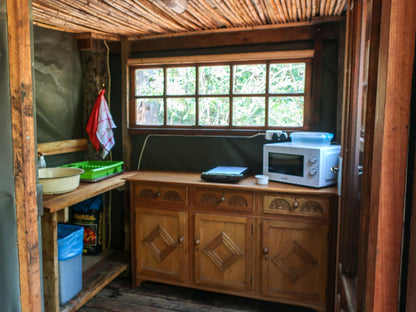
[39,167,84,195]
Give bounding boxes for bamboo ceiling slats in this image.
[146,0,200,31]
[32,0,347,39]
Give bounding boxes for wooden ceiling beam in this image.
[129,20,343,53]
[75,32,121,47]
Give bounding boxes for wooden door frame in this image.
[338,0,365,277]
[357,0,416,311]
[7,0,42,311]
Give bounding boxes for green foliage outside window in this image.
[133,60,308,129]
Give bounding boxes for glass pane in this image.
[269,63,305,94]
[166,67,196,95]
[268,96,304,127]
[135,98,164,125]
[135,68,164,96]
[232,97,265,126]
[233,64,266,94]
[166,98,196,125]
[199,66,230,95]
[199,97,229,126]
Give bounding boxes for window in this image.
[129,51,312,134]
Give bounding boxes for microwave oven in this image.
[263,142,341,188]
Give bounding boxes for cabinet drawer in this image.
[134,183,187,207]
[192,187,253,212]
[263,193,330,220]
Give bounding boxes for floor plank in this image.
[78,273,314,312]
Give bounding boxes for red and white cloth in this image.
[86,89,116,158]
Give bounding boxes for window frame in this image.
[128,50,313,135]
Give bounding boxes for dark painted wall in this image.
[0,1,23,310]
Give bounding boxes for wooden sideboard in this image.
[126,171,338,312]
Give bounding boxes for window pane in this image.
[136,98,164,125]
[135,68,164,96]
[199,97,229,126]
[167,67,196,95]
[232,97,265,126]
[269,63,305,94]
[199,66,230,95]
[233,64,266,94]
[269,96,304,127]
[166,98,196,125]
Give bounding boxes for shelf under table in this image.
[60,250,129,312]
[42,171,133,312]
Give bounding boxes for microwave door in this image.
[268,152,304,177]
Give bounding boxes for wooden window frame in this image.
[128,50,314,136]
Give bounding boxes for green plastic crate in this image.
[62,161,124,181]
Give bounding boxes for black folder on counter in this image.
[201,166,249,183]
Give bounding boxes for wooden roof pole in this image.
[6,0,42,311]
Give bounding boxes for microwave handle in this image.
[330,157,342,196]
[331,156,342,196]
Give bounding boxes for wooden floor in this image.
[78,273,315,312]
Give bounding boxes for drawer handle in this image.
[292,201,299,209]
[263,247,269,254]
[178,237,185,244]
[218,193,226,204]
[155,189,161,198]
[195,239,200,245]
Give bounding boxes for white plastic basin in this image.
[39,167,84,195]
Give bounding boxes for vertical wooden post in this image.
[121,38,132,255]
[121,37,132,170]
[363,0,416,311]
[41,213,60,312]
[6,0,42,311]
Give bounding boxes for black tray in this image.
[201,166,248,183]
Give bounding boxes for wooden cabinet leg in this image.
[42,212,59,312]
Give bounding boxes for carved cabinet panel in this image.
[130,173,337,312]
[135,208,187,282]
[263,193,330,220]
[194,213,253,291]
[135,183,187,207]
[192,187,254,212]
[262,219,328,307]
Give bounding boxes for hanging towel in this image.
[86,91,102,152]
[86,89,116,158]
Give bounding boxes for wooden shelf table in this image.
[41,172,133,312]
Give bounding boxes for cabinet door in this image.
[135,208,187,282]
[262,219,328,305]
[194,214,253,291]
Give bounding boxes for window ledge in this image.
[127,127,305,136]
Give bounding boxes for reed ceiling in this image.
[32,0,347,40]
